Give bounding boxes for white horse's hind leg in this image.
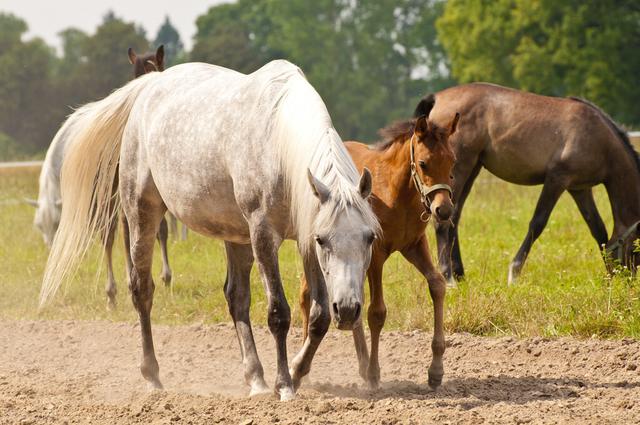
[121,184,167,390]
[156,217,172,286]
[247,217,294,401]
[223,241,269,396]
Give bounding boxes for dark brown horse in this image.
[300,109,459,389]
[421,83,640,284]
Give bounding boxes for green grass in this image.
[1,166,639,338]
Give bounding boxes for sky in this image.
[1,0,229,52]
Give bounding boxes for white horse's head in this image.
[27,197,61,247]
[307,168,376,330]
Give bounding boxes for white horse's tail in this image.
[40,76,154,307]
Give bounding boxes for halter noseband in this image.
[409,133,453,222]
[606,220,640,262]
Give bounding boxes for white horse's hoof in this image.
[279,386,296,401]
[249,380,270,397]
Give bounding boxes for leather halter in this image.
[409,133,453,222]
[606,220,640,262]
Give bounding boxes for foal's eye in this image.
[315,235,325,246]
[419,160,427,171]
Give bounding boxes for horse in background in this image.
[39,60,379,400]
[299,107,458,389]
[29,46,170,309]
[422,83,640,284]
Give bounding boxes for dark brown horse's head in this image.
[411,113,459,222]
[127,45,164,78]
[605,222,640,274]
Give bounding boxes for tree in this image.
[191,2,268,73]
[154,16,184,65]
[0,13,58,154]
[437,0,640,126]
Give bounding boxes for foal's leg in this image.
[508,178,566,284]
[290,255,331,390]
[247,218,294,400]
[224,241,269,395]
[569,189,608,250]
[365,250,388,389]
[156,217,172,286]
[435,161,482,284]
[122,196,166,389]
[298,275,311,342]
[103,211,119,309]
[401,236,446,388]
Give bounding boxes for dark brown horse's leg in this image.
[223,241,269,395]
[103,210,118,309]
[401,236,446,388]
[365,250,388,389]
[508,179,565,284]
[298,275,311,342]
[569,189,608,249]
[124,199,166,389]
[436,161,482,283]
[156,217,172,286]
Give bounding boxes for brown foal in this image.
[300,107,460,389]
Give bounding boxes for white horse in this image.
[40,60,379,401]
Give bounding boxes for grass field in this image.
[1,165,639,338]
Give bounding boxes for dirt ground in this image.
[0,320,638,424]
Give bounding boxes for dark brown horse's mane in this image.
[374,119,417,150]
[569,97,640,174]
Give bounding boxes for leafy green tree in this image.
[154,16,184,65]
[0,13,57,154]
[191,2,268,73]
[437,0,640,125]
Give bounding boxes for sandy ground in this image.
[0,320,638,424]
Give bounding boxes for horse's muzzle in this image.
[332,300,362,330]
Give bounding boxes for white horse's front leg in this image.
[248,216,295,401]
[290,255,331,389]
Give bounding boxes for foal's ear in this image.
[414,115,429,138]
[449,112,460,135]
[127,47,137,65]
[359,168,372,199]
[155,45,165,67]
[307,169,331,204]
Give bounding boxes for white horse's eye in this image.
[366,232,376,244]
[315,235,325,246]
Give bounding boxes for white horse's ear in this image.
[359,168,372,199]
[307,169,330,204]
[24,198,39,207]
[55,199,62,207]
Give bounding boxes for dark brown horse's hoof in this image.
[428,373,443,389]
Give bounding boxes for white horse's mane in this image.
[265,62,379,254]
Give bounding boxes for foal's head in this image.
[127,45,164,78]
[411,113,459,222]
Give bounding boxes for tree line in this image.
[1,0,638,160]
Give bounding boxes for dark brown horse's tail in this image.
[569,97,638,164]
[414,94,436,118]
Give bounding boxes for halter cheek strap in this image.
[606,220,640,262]
[409,134,453,222]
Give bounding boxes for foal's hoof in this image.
[446,277,458,289]
[106,298,117,311]
[278,386,296,401]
